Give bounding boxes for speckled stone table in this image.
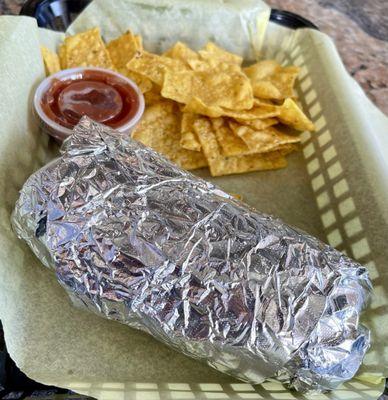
[266,0,388,115]
[1,0,387,115]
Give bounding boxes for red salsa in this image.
[41,69,140,129]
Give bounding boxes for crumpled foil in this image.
[12,117,372,392]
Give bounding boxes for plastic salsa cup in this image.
[34,67,145,142]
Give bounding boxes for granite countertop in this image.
[1,0,387,115]
[266,0,388,115]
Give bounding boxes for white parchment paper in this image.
[0,1,387,398]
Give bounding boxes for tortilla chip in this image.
[278,98,315,131]
[183,97,279,120]
[244,60,279,80]
[226,103,280,120]
[199,42,243,66]
[253,98,275,106]
[180,113,202,152]
[272,67,299,98]
[161,70,193,104]
[180,130,202,152]
[193,117,287,177]
[134,34,143,49]
[230,193,243,201]
[107,30,142,68]
[182,97,223,117]
[211,118,254,157]
[132,101,207,170]
[163,41,199,65]
[251,81,283,100]
[143,85,164,106]
[122,69,153,93]
[107,31,151,94]
[233,117,278,130]
[187,58,241,73]
[106,32,152,93]
[229,122,300,153]
[162,69,253,110]
[58,43,67,69]
[244,61,300,100]
[64,27,113,69]
[40,46,60,76]
[127,51,188,86]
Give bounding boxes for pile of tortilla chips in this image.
[41,27,315,177]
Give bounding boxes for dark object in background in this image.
[20,0,319,31]
[270,8,319,29]
[0,322,80,399]
[20,0,90,30]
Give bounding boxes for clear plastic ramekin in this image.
[33,67,145,142]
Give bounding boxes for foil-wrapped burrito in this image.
[12,118,371,392]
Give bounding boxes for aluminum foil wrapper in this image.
[12,117,371,392]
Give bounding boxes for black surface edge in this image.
[19,0,319,31]
[270,9,319,30]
